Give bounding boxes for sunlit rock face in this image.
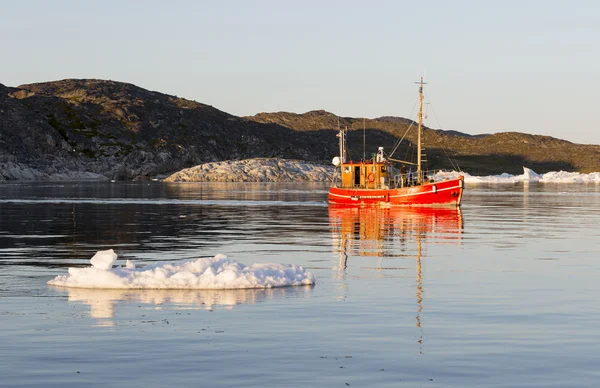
[163,158,334,182]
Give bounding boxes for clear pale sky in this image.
[2,0,599,144]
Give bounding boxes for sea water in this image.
[1,181,599,387]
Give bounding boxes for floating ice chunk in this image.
[125,259,135,269]
[522,167,542,182]
[456,167,600,184]
[48,251,315,290]
[539,170,600,183]
[90,249,117,270]
[61,266,129,288]
[431,170,520,184]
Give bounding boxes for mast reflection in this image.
[329,205,463,353]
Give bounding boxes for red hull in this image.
[328,177,464,207]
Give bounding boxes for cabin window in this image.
[381,166,387,173]
[354,166,361,186]
[344,166,351,174]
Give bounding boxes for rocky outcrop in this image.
[0,159,106,180]
[163,158,333,182]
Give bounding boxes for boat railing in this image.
[331,168,458,190]
[391,169,457,188]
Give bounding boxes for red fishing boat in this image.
[328,78,464,207]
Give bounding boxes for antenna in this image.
[363,118,366,160]
[344,125,348,162]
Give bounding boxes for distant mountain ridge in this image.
[378,117,489,138]
[0,78,599,181]
[247,110,600,174]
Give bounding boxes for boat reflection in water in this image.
[329,205,463,353]
[58,286,314,327]
[329,205,463,266]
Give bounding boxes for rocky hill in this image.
[0,79,340,180]
[247,112,600,175]
[1,78,599,181]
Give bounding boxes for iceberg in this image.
[434,167,600,184]
[48,251,315,290]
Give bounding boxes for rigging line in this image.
[423,91,462,172]
[390,121,414,157]
[405,144,413,168]
[344,126,359,163]
[389,101,418,158]
[399,141,417,171]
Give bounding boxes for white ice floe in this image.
[90,249,118,270]
[433,167,600,184]
[48,251,315,290]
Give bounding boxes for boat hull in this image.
[328,177,464,207]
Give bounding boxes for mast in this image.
[337,117,344,163]
[339,128,343,163]
[416,77,427,183]
[338,123,346,163]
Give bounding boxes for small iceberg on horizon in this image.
[48,249,315,290]
[522,167,542,182]
[441,167,600,184]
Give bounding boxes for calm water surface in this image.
[1,182,599,387]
